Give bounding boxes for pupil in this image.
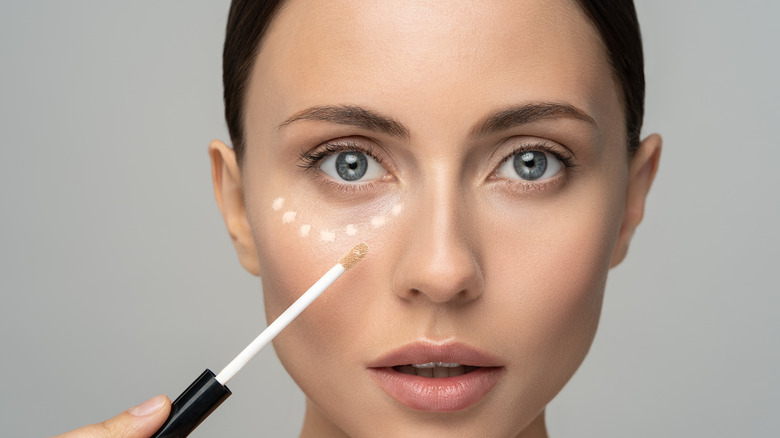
[335,151,368,181]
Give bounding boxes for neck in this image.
[299,398,349,438]
[515,412,549,438]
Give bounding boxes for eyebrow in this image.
[277,102,595,139]
[277,105,410,138]
[471,102,596,137]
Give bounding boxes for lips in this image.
[367,341,505,412]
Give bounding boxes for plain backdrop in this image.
[1,1,778,437]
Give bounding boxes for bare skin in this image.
[55,395,170,438]
[57,0,660,437]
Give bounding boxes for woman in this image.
[59,0,661,436]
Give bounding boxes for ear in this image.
[610,134,662,268]
[209,140,261,276]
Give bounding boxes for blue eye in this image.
[319,150,386,183]
[497,150,563,181]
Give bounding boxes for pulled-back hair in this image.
[223,0,644,164]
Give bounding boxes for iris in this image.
[513,151,547,181]
[335,151,369,181]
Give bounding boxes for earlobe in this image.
[610,134,662,268]
[209,140,261,276]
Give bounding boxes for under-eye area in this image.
[271,195,402,242]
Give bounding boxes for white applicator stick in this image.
[217,242,368,384]
[151,243,369,438]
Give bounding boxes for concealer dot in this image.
[370,216,386,228]
[320,230,336,242]
[274,195,403,241]
[282,210,297,224]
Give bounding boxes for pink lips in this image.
[367,341,505,412]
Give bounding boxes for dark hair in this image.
[223,0,644,164]
[573,0,644,155]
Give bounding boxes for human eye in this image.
[494,143,572,182]
[299,140,387,184]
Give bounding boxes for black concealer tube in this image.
[150,369,231,438]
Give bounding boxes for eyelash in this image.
[298,140,382,170]
[502,141,576,169]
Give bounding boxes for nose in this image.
[392,189,484,305]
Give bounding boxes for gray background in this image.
[1,1,777,437]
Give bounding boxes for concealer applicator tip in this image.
[340,243,369,270]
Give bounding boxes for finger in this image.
[56,394,171,438]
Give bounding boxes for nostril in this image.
[456,289,472,300]
[397,287,479,305]
[395,289,422,302]
[390,212,484,304]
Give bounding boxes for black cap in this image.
[151,369,231,438]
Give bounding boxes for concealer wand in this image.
[150,243,368,438]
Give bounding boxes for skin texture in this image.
[55,395,171,438]
[209,0,662,437]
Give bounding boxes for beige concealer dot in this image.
[272,197,285,211]
[391,203,403,216]
[371,216,386,228]
[345,224,357,236]
[282,210,297,224]
[299,224,311,237]
[320,230,336,242]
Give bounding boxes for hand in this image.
[55,395,171,438]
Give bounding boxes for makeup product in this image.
[272,194,404,243]
[151,243,369,438]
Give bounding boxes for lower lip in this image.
[368,366,504,412]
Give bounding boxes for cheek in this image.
[481,177,623,372]
[497,213,613,351]
[251,204,405,416]
[481,181,624,395]
[246,188,405,355]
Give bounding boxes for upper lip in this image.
[366,340,503,368]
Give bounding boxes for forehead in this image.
[250,0,619,136]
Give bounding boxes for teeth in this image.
[433,366,449,378]
[394,365,477,378]
[411,362,462,368]
[398,365,416,375]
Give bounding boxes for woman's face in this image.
[211,0,659,436]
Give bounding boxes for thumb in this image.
[57,394,171,438]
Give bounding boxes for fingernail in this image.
[129,394,166,417]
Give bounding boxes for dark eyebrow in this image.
[277,105,410,139]
[471,102,596,137]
